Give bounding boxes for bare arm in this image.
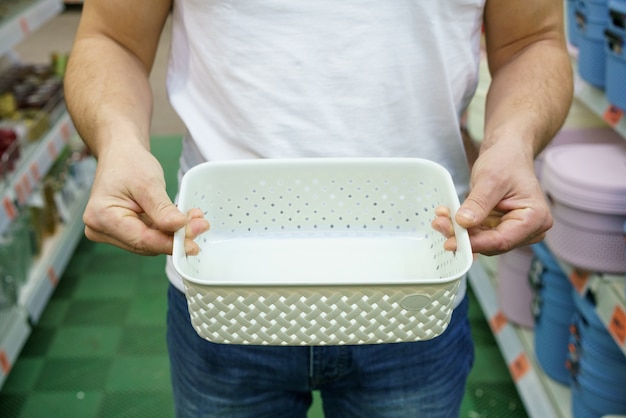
[434,0,573,255]
[65,0,209,255]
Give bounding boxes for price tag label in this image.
[0,350,10,375]
[569,269,590,294]
[19,17,30,36]
[603,105,624,127]
[609,305,626,346]
[47,141,58,160]
[2,197,17,221]
[30,163,40,183]
[47,267,59,287]
[14,179,26,205]
[60,122,71,143]
[509,353,531,383]
[489,310,508,335]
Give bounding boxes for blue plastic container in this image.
[529,243,575,295]
[571,389,599,418]
[535,286,577,384]
[609,0,626,33]
[569,0,581,46]
[579,353,626,391]
[577,7,609,87]
[531,242,565,273]
[573,289,626,358]
[579,0,610,20]
[605,29,626,110]
[576,372,626,414]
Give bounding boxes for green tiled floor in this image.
[0,137,528,417]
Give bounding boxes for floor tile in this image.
[0,358,45,393]
[34,358,111,391]
[0,394,26,418]
[125,296,168,326]
[19,391,103,418]
[105,356,171,392]
[118,326,168,356]
[73,272,139,300]
[34,299,70,328]
[18,328,56,358]
[62,299,131,326]
[98,391,175,418]
[47,326,122,358]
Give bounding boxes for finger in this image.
[431,216,454,237]
[456,180,504,229]
[135,187,187,234]
[434,205,450,217]
[185,208,210,237]
[443,235,458,252]
[84,213,178,256]
[467,210,549,255]
[432,205,454,237]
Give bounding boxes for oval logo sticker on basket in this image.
[400,294,432,311]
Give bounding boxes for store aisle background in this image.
[0,7,528,417]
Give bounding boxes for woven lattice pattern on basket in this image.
[185,281,460,345]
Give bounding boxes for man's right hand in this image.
[83,144,210,256]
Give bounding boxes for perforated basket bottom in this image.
[184,280,460,345]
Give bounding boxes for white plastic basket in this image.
[172,158,473,345]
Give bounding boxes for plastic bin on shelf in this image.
[530,242,576,384]
[605,29,626,110]
[496,246,535,328]
[577,0,610,88]
[172,158,473,346]
[579,0,611,19]
[609,0,626,33]
[542,143,626,274]
[569,0,581,46]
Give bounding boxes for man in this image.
[64,1,572,416]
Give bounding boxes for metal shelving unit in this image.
[0,112,75,235]
[0,0,94,391]
[0,0,63,58]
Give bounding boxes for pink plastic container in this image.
[535,127,625,180]
[542,143,626,274]
[496,246,535,328]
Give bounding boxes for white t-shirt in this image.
[165,1,485,302]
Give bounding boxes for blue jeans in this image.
[167,284,474,418]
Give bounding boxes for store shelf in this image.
[0,111,75,236]
[574,77,626,139]
[17,181,91,322]
[469,259,571,418]
[0,0,63,58]
[0,306,30,389]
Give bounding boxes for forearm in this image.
[482,39,573,160]
[65,36,153,159]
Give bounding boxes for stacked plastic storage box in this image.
[568,0,581,46]
[568,290,626,417]
[577,0,610,87]
[605,0,626,110]
[496,246,535,328]
[529,242,576,384]
[540,142,626,416]
[542,143,626,274]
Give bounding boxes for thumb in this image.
[456,182,502,229]
[141,190,187,232]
